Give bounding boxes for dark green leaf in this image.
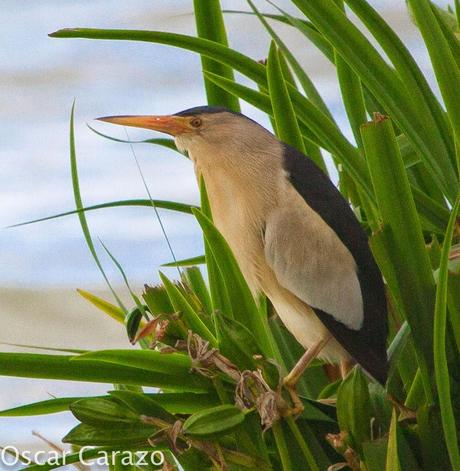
[292,0,457,200]
[362,438,387,471]
[408,0,460,177]
[160,272,217,346]
[70,397,140,425]
[345,0,455,165]
[247,0,332,121]
[199,178,234,324]
[125,306,144,343]
[63,423,155,446]
[214,312,258,371]
[73,349,192,375]
[182,266,212,316]
[146,392,219,415]
[0,352,209,392]
[108,390,175,423]
[386,409,421,470]
[182,405,245,438]
[361,115,435,400]
[142,284,174,315]
[336,367,371,454]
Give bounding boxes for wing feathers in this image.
[264,204,364,330]
[270,144,389,384]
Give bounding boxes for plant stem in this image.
[286,417,320,471]
[272,423,291,471]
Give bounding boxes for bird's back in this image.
[281,144,389,384]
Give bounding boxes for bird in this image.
[98,106,388,414]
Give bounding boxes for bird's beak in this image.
[96,115,190,136]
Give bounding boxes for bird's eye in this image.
[190,117,202,128]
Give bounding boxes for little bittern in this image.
[99,107,388,413]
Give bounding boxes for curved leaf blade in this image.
[267,41,306,154]
[433,192,460,470]
[8,199,196,228]
[193,0,240,111]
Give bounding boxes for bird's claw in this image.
[276,377,304,418]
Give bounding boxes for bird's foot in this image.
[276,377,304,418]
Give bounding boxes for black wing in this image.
[282,143,388,384]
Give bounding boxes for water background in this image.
[0,0,447,466]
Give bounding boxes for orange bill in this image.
[96,115,190,136]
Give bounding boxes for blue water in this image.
[0,0,441,288]
[0,0,444,460]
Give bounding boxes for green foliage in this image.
[182,405,246,439]
[3,1,460,469]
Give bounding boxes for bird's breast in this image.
[200,168,270,295]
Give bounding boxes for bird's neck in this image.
[187,139,284,295]
[188,136,282,188]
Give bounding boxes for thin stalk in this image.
[286,417,320,471]
[433,192,460,470]
[272,423,291,471]
[69,102,125,311]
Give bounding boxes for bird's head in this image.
[97,106,275,160]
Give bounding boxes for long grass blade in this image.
[291,0,457,201]
[98,240,149,328]
[205,71,374,201]
[361,114,435,400]
[69,102,125,310]
[0,397,81,417]
[334,0,367,148]
[433,192,460,469]
[49,28,266,93]
[247,0,332,120]
[204,71,320,147]
[263,2,335,62]
[345,0,454,163]
[266,41,306,154]
[0,352,210,392]
[408,0,460,177]
[74,349,192,375]
[87,123,179,152]
[7,199,196,229]
[192,208,279,361]
[49,27,375,200]
[193,0,240,111]
[198,178,233,322]
[123,129,181,278]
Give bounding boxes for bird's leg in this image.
[340,358,354,380]
[281,334,332,416]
